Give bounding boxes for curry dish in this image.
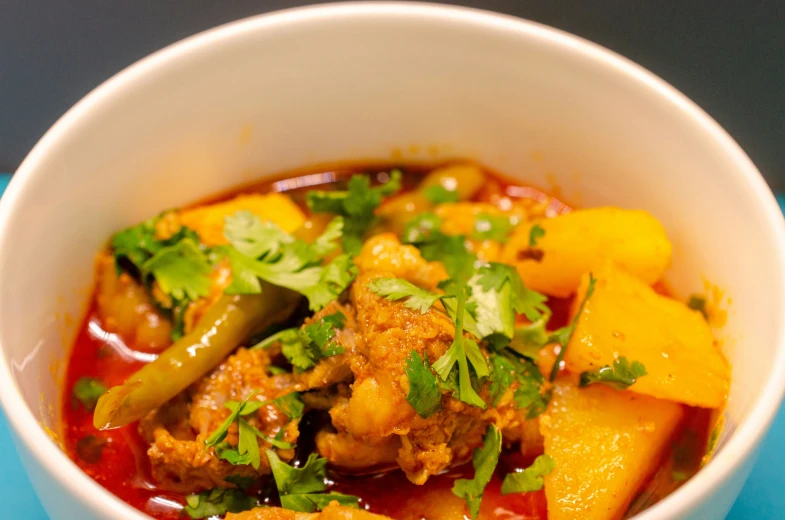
[62,164,730,520]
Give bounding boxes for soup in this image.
[62,164,728,520]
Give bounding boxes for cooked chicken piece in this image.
[95,252,173,352]
[226,502,392,520]
[319,235,521,484]
[354,233,447,290]
[316,429,400,471]
[141,348,299,492]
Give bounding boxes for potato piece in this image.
[179,193,306,246]
[501,207,671,297]
[566,265,730,408]
[542,380,684,520]
[417,163,486,200]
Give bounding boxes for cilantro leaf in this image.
[445,263,547,341]
[472,213,514,242]
[405,350,443,418]
[72,377,107,412]
[266,450,360,512]
[224,475,256,491]
[367,277,445,314]
[452,425,502,519]
[424,185,459,204]
[489,351,549,418]
[579,357,647,390]
[184,488,256,519]
[252,313,346,372]
[500,454,555,495]
[432,284,488,408]
[141,238,212,301]
[204,391,260,449]
[307,171,402,256]
[403,212,444,244]
[273,392,305,420]
[687,294,708,319]
[403,213,477,281]
[224,210,295,258]
[476,263,549,323]
[529,224,545,247]
[507,318,551,359]
[223,212,356,311]
[549,274,597,381]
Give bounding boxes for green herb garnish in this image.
[266,450,359,512]
[307,171,402,256]
[528,224,545,246]
[404,350,443,418]
[579,357,647,390]
[424,185,459,204]
[367,277,445,314]
[452,425,502,519]
[432,284,488,408]
[72,377,107,412]
[184,488,256,519]
[472,213,514,242]
[252,312,347,372]
[501,454,555,494]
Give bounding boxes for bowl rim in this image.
[2,2,784,519]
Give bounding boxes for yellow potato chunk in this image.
[566,265,730,408]
[542,380,684,520]
[501,207,672,297]
[179,193,306,246]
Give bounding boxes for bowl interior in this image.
[1,4,783,519]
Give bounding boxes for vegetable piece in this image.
[266,450,359,512]
[452,425,502,520]
[307,171,402,255]
[93,286,300,429]
[180,193,306,246]
[579,357,647,390]
[565,265,730,407]
[184,488,257,519]
[71,377,107,412]
[223,213,356,311]
[416,164,486,201]
[432,285,489,408]
[502,207,672,298]
[542,380,683,520]
[404,350,443,418]
[367,277,444,314]
[501,454,555,494]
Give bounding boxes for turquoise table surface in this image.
[0,171,782,518]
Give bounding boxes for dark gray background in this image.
[2,1,783,188]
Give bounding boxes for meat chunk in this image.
[95,252,173,351]
[226,502,392,520]
[320,235,519,484]
[141,348,300,492]
[354,233,447,290]
[315,429,400,472]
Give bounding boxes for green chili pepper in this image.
[93,285,300,429]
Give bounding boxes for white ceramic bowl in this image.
[1,3,784,519]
